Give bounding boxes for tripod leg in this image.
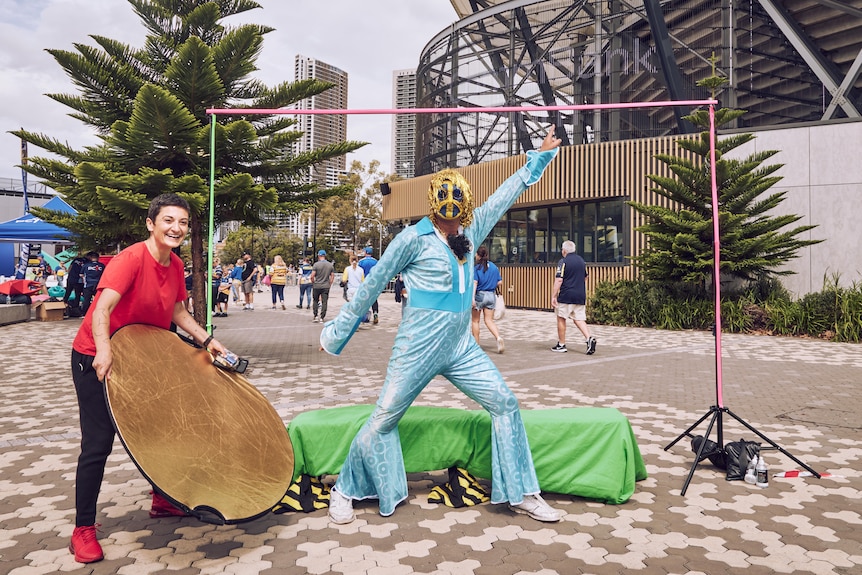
[724,408,821,478]
[680,409,721,496]
[664,407,716,451]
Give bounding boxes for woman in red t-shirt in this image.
[68,194,227,564]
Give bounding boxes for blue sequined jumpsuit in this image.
[320,149,558,515]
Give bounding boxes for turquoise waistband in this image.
[408,288,472,313]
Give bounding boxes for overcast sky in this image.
[0,0,457,183]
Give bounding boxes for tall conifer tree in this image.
[628,72,820,287]
[16,0,364,324]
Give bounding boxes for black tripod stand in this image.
[665,404,821,495]
[663,105,820,496]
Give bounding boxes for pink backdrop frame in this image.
[204,100,724,407]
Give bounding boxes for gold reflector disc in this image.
[106,324,293,524]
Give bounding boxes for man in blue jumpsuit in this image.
[320,127,562,524]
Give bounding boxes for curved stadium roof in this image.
[414,0,862,174]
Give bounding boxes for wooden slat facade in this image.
[383,135,696,310]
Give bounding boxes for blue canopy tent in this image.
[0,196,77,244]
[0,196,76,277]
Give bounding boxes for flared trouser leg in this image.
[334,311,446,515]
[442,342,540,504]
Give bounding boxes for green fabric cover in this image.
[288,405,647,504]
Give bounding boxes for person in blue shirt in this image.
[357,246,379,323]
[551,240,596,354]
[321,126,562,525]
[472,245,504,353]
[228,259,243,304]
[296,257,314,309]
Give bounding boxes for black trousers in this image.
[63,282,84,306]
[71,350,115,526]
[81,286,98,315]
[312,287,330,319]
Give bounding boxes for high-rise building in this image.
[284,56,350,252]
[293,55,349,187]
[391,69,417,179]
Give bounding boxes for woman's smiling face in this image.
[147,205,189,249]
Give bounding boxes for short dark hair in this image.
[148,193,190,222]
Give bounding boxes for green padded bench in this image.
[288,405,647,504]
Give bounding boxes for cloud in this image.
[0,0,455,180]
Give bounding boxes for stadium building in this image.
[384,0,862,309]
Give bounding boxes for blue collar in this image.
[415,217,435,236]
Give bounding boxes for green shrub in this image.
[590,275,861,342]
[835,280,862,342]
[721,298,754,333]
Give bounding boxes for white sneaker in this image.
[509,494,561,522]
[328,489,355,524]
[496,338,505,354]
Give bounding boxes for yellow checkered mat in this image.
[428,467,490,508]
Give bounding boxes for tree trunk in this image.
[190,213,208,328]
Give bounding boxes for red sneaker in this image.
[69,524,103,563]
[149,491,190,518]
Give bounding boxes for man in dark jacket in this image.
[63,255,89,313]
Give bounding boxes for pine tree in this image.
[628,73,820,287]
[15,0,364,324]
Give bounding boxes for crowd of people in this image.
[164,245,396,327]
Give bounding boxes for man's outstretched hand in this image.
[539,125,562,152]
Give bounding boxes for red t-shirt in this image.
[72,242,187,356]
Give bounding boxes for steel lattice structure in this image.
[415,0,862,175]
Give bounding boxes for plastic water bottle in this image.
[744,456,757,484]
[755,456,769,488]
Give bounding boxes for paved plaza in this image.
[1,285,861,575]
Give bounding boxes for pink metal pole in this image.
[206,100,718,116]
[708,104,724,408]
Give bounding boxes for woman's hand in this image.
[207,338,228,357]
[93,347,113,382]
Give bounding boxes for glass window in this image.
[508,210,527,263]
[597,200,625,263]
[493,199,626,265]
[575,203,596,261]
[526,209,549,263]
[550,206,571,261]
[487,218,508,265]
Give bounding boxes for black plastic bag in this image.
[724,439,761,481]
[691,435,727,469]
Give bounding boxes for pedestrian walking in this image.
[551,240,596,354]
[472,245,504,353]
[309,250,334,322]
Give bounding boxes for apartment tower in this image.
[293,55,349,187]
[391,69,417,180]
